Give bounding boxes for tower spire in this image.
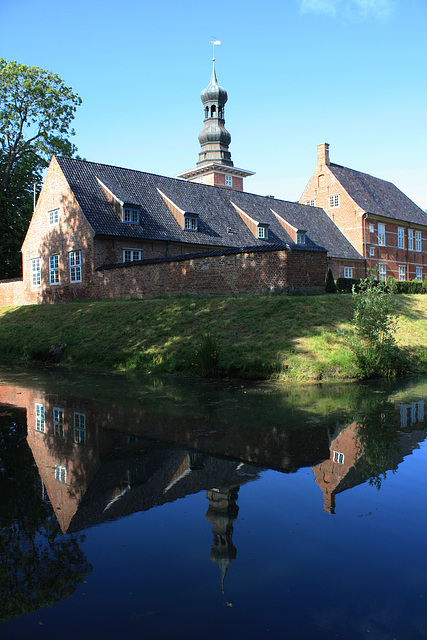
[176,44,254,191]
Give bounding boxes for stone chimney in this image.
[317,143,330,169]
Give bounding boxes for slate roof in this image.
[329,163,427,226]
[56,156,363,261]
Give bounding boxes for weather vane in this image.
[210,38,221,60]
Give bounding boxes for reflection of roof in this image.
[329,163,427,225]
[56,156,362,261]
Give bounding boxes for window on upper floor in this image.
[225,175,233,187]
[305,199,315,206]
[399,265,406,281]
[333,451,344,464]
[49,209,59,225]
[123,208,139,224]
[415,230,422,252]
[31,258,41,286]
[35,403,45,433]
[329,194,340,208]
[344,267,353,279]
[296,232,306,244]
[55,465,67,484]
[49,254,60,285]
[369,223,375,233]
[74,412,86,445]
[416,267,423,282]
[184,214,198,231]
[53,407,65,437]
[378,223,386,246]
[257,225,268,240]
[69,250,82,283]
[369,246,375,257]
[398,227,405,249]
[123,249,142,263]
[407,228,414,251]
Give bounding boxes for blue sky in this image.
[1,0,426,208]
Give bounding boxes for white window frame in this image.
[343,267,353,279]
[296,232,306,244]
[35,403,45,433]
[398,265,406,281]
[369,223,375,233]
[369,246,375,257]
[74,412,86,445]
[407,228,414,251]
[333,451,344,464]
[49,254,60,285]
[398,227,405,250]
[329,194,340,208]
[257,225,268,240]
[123,208,139,223]
[55,465,67,484]
[305,199,315,207]
[416,267,423,282]
[415,230,422,252]
[53,407,65,437]
[123,249,142,263]
[69,250,82,283]
[31,258,41,287]
[378,263,387,281]
[225,175,233,187]
[49,209,59,225]
[378,223,386,246]
[184,215,198,231]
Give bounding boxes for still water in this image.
[0,365,426,640]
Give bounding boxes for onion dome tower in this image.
[177,55,254,191]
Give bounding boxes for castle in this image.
[0,58,426,306]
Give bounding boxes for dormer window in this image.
[225,175,233,187]
[296,231,306,244]
[123,208,139,223]
[257,225,268,240]
[184,213,198,231]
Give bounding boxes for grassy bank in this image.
[0,294,426,381]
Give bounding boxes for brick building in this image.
[300,143,427,281]
[0,62,424,306]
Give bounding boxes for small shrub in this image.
[336,277,361,293]
[194,333,220,377]
[325,269,336,293]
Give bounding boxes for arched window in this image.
[218,107,223,119]
[204,106,209,119]
[210,105,216,118]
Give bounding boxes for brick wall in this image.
[0,278,26,306]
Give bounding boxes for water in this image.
[0,365,426,640]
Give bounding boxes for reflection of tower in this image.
[205,486,239,592]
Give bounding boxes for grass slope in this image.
[0,294,426,381]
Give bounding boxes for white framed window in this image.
[305,199,315,206]
[49,255,60,285]
[329,194,340,208]
[333,451,344,464]
[344,267,353,279]
[74,412,86,445]
[196,176,204,183]
[416,267,423,282]
[49,209,59,225]
[69,250,82,283]
[55,465,67,484]
[225,175,233,187]
[415,230,422,252]
[184,215,198,231]
[35,403,45,432]
[296,232,306,244]
[31,258,41,286]
[123,249,142,263]
[407,228,414,251]
[257,225,268,240]
[369,246,375,257]
[378,263,387,281]
[53,407,65,437]
[123,208,139,223]
[369,223,375,233]
[398,265,406,281]
[398,227,405,249]
[378,223,386,246]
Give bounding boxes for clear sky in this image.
[1,0,426,208]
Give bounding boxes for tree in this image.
[325,268,336,293]
[0,59,81,278]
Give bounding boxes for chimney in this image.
[317,143,330,169]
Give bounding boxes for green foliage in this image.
[0,59,81,278]
[336,277,361,293]
[386,277,426,295]
[347,274,402,378]
[325,268,336,293]
[194,333,220,377]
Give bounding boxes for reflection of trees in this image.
[354,396,399,489]
[0,409,91,622]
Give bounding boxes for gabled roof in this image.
[329,163,427,226]
[56,156,362,261]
